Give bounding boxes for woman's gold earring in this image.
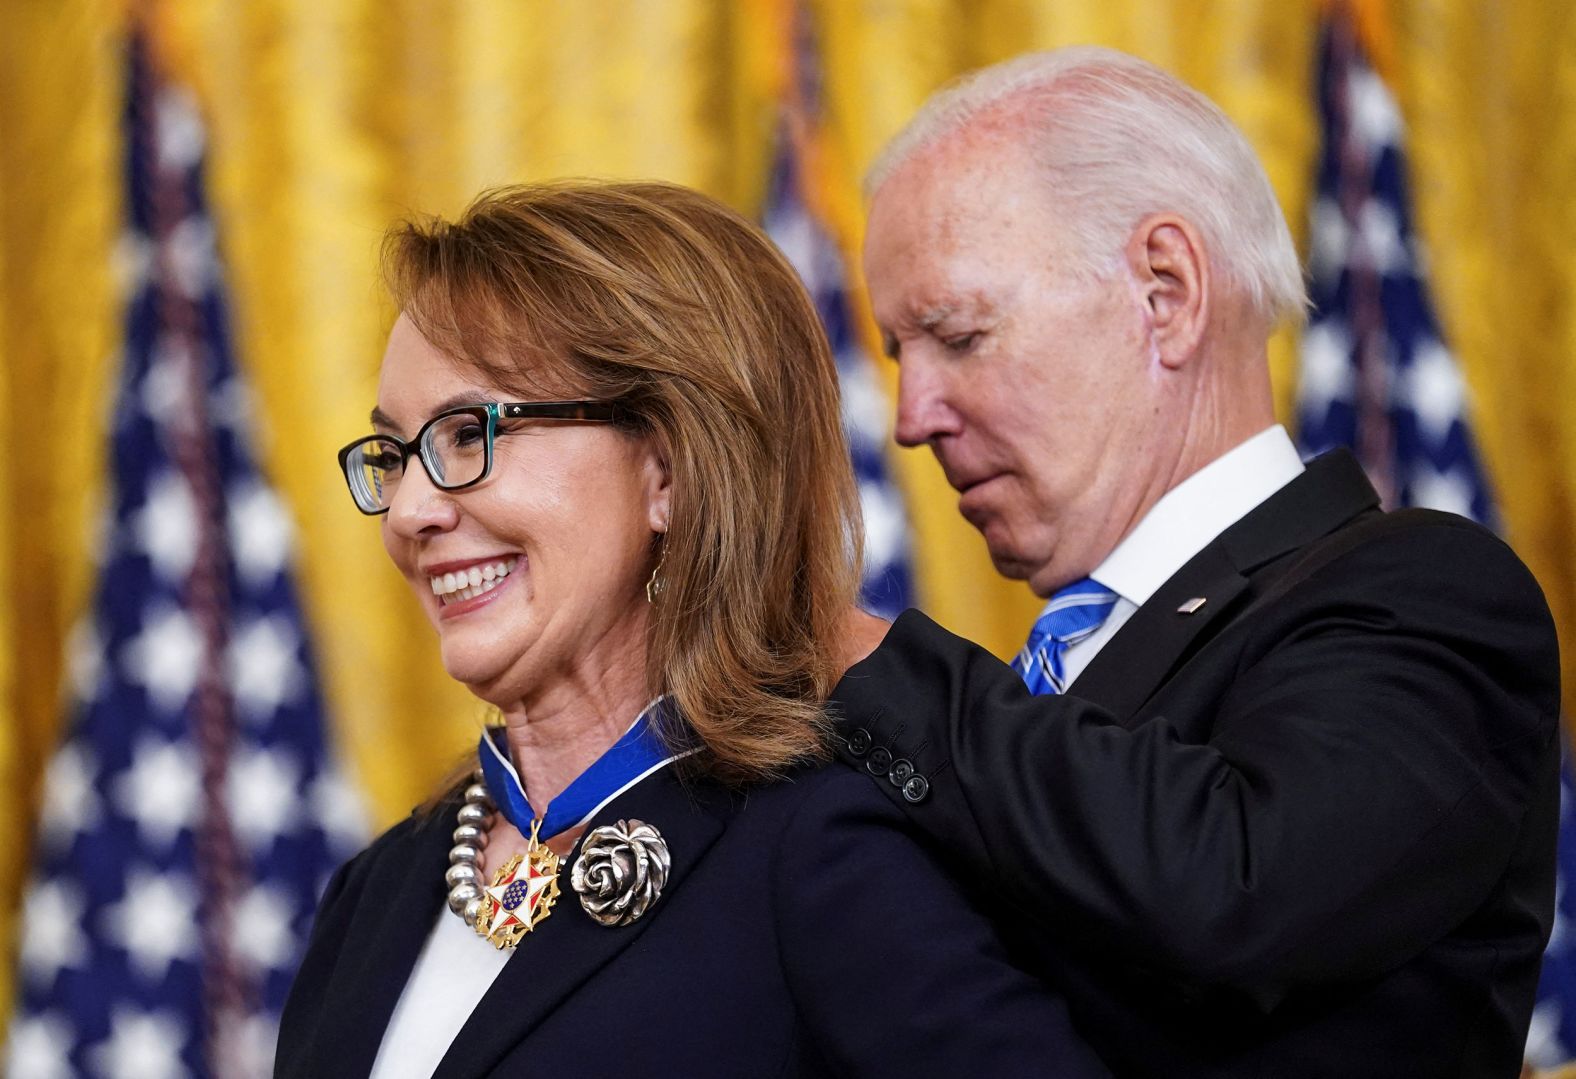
[646,540,667,604]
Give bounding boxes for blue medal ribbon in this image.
[476,697,690,841]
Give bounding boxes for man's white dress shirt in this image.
[1059,425,1306,688]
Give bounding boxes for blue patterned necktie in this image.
[1013,577,1120,695]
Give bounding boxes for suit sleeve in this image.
[771,771,1110,1078]
[830,519,1560,1009]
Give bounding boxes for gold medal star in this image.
[475,826,561,950]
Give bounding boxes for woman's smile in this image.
[427,555,520,611]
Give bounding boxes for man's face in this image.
[863,134,1170,596]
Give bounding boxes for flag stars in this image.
[764,203,824,295]
[228,745,301,854]
[1408,461,1476,518]
[229,615,305,722]
[1526,998,1568,1070]
[1356,200,1405,276]
[309,769,370,855]
[101,869,200,983]
[860,479,909,576]
[86,1007,189,1079]
[163,215,217,301]
[1347,67,1403,153]
[111,737,200,849]
[234,883,300,973]
[142,337,195,425]
[838,356,892,448]
[18,879,88,988]
[132,471,198,582]
[121,606,205,713]
[154,87,206,170]
[1297,321,1356,429]
[1308,196,1351,280]
[38,743,102,852]
[5,1011,75,1079]
[1402,338,1467,447]
[219,1009,283,1079]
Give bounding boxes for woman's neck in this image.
[496,684,650,813]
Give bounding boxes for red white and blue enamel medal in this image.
[458,701,691,947]
[475,818,560,950]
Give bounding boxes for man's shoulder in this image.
[1278,502,1545,605]
[1229,502,1561,720]
[1240,450,1528,586]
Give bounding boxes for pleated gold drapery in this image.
[3,0,1574,1023]
[0,0,123,1028]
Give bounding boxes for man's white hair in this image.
[868,47,1307,328]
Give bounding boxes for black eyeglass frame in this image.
[336,400,625,516]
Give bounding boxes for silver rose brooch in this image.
[571,819,670,927]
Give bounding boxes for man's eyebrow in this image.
[369,391,493,432]
[878,303,958,361]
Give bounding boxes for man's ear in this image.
[1125,214,1209,370]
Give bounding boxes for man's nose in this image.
[893,361,960,448]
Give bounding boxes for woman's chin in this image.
[438,645,524,703]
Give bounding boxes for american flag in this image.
[1298,10,1492,524]
[762,7,913,619]
[1297,9,1574,1067]
[5,32,363,1078]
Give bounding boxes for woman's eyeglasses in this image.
[336,400,623,515]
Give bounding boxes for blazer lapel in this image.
[433,767,725,1079]
[313,807,454,1076]
[1069,450,1381,723]
[1070,543,1250,722]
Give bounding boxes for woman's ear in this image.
[641,434,673,534]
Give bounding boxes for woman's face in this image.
[375,315,669,709]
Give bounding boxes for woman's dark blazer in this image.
[275,760,1109,1078]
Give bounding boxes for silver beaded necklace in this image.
[444,771,494,929]
[446,741,679,942]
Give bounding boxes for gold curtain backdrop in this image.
[2,0,1574,1020]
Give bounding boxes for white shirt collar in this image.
[1090,426,1305,607]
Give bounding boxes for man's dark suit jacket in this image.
[830,450,1561,1077]
[275,761,1108,1078]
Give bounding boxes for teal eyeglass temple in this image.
[336,400,624,515]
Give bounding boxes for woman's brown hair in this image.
[385,181,862,785]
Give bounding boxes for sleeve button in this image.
[866,746,893,776]
[887,758,914,786]
[901,774,930,804]
[845,728,872,757]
